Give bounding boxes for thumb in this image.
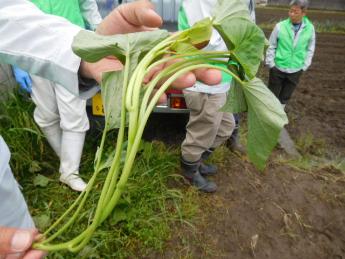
[118,0,162,28]
[0,227,34,254]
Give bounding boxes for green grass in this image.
[275,132,345,176]
[0,92,200,258]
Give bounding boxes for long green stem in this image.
[37,122,110,244]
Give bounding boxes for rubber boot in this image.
[227,128,246,155]
[41,123,62,157]
[59,131,87,192]
[199,149,217,176]
[180,157,217,193]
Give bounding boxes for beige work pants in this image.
[181,91,235,162]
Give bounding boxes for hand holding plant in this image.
[33,0,288,253]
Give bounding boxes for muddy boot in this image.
[199,149,217,176]
[227,128,246,155]
[181,157,217,193]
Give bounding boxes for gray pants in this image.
[0,136,34,228]
[181,91,235,162]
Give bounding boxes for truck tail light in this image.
[170,96,187,109]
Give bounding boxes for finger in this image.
[0,227,35,254]
[97,0,162,35]
[150,90,167,105]
[18,82,26,91]
[143,63,164,84]
[24,78,32,93]
[118,0,162,28]
[22,249,47,259]
[170,72,196,89]
[194,68,222,85]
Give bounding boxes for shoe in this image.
[59,131,87,192]
[60,172,87,192]
[41,123,62,157]
[199,162,217,176]
[227,129,246,155]
[181,157,217,193]
[200,149,217,176]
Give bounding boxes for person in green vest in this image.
[12,0,102,192]
[265,0,316,109]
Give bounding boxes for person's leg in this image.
[268,67,285,102]
[30,75,62,157]
[279,70,303,105]
[0,137,34,228]
[55,84,89,192]
[227,113,246,154]
[198,94,236,175]
[181,91,220,192]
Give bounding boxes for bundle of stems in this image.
[33,31,241,252]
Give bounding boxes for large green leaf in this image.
[221,79,247,113]
[242,78,288,170]
[72,30,170,63]
[212,0,252,24]
[101,71,124,130]
[214,17,266,79]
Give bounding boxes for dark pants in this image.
[268,67,303,104]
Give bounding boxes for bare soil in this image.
[145,8,345,259]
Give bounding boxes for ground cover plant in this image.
[28,0,288,253]
[0,93,200,258]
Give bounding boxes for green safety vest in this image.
[275,17,313,70]
[178,5,232,84]
[31,0,85,28]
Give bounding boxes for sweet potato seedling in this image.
[33,0,287,252]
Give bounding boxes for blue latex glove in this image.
[12,66,32,93]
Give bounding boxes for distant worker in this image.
[12,0,102,192]
[265,0,316,109]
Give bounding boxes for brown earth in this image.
[146,8,345,259]
[256,6,345,24]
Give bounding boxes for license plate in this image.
[92,93,104,116]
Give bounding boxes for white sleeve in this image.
[265,24,280,68]
[79,0,103,31]
[0,0,83,95]
[303,26,316,71]
[0,136,35,228]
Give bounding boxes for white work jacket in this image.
[0,0,84,96]
[0,0,98,228]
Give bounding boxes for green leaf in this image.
[101,71,124,130]
[242,78,288,170]
[72,30,169,63]
[214,17,266,79]
[212,0,252,24]
[33,174,50,187]
[221,79,247,113]
[171,17,213,53]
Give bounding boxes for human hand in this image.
[12,67,32,94]
[79,0,222,90]
[0,227,46,259]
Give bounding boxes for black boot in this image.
[200,149,217,176]
[227,128,246,155]
[180,157,217,193]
